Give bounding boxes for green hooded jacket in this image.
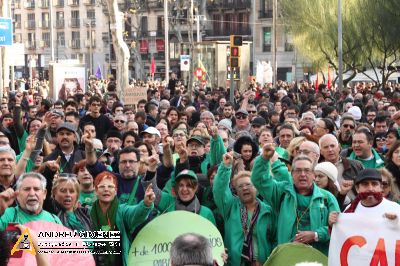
[251,157,340,255]
[115,201,153,266]
[213,163,276,265]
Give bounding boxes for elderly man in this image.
[170,233,214,266]
[299,111,316,128]
[298,141,320,165]
[319,134,363,200]
[233,109,251,134]
[251,144,340,255]
[200,111,215,128]
[213,153,276,265]
[0,172,62,229]
[0,146,17,193]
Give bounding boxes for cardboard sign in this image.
[124,86,147,106]
[128,211,225,266]
[329,213,400,266]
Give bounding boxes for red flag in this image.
[150,55,155,76]
[327,67,332,89]
[315,70,319,91]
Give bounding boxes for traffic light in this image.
[230,35,242,46]
[230,57,239,68]
[230,46,240,57]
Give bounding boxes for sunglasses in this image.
[247,110,257,114]
[235,115,247,120]
[114,120,126,123]
[376,137,386,142]
[343,124,355,129]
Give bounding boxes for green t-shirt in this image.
[66,211,85,231]
[0,206,62,230]
[295,194,312,233]
[357,157,380,169]
[79,191,97,209]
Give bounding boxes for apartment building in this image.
[13,0,110,79]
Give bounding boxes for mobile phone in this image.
[6,223,23,258]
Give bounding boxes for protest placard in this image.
[128,211,225,266]
[124,86,147,106]
[329,213,400,266]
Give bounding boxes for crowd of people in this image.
[0,75,400,266]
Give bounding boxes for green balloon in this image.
[128,211,225,266]
[264,243,328,266]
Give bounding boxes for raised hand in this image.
[82,133,94,150]
[209,126,219,139]
[0,188,18,215]
[147,154,160,172]
[144,184,156,207]
[25,134,37,152]
[46,155,61,172]
[176,142,188,162]
[262,143,276,161]
[340,180,354,195]
[222,152,233,167]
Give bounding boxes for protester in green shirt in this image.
[73,159,96,209]
[0,172,62,230]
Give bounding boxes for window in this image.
[41,12,49,27]
[260,0,273,18]
[71,10,79,27]
[57,32,65,46]
[14,14,21,28]
[42,32,50,47]
[71,31,80,48]
[213,14,221,35]
[157,16,164,33]
[87,9,95,20]
[14,33,22,43]
[56,11,64,27]
[263,27,271,52]
[140,16,148,36]
[224,13,232,33]
[27,13,35,29]
[238,13,249,34]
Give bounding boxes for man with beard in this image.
[329,169,400,226]
[0,172,62,229]
[338,115,356,149]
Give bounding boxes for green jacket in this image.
[213,164,276,265]
[348,148,384,169]
[114,201,153,266]
[251,157,340,255]
[0,206,62,230]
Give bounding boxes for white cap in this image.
[141,127,161,138]
[347,106,362,121]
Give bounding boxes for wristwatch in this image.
[314,232,319,242]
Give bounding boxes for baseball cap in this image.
[187,135,205,146]
[176,169,198,182]
[355,169,382,185]
[236,109,249,116]
[56,122,77,133]
[252,117,266,126]
[52,110,65,117]
[140,127,161,138]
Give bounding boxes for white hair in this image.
[16,172,47,190]
[301,111,316,121]
[318,134,339,148]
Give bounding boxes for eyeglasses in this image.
[236,183,253,191]
[342,124,355,129]
[235,115,247,120]
[114,120,126,124]
[292,168,313,175]
[91,103,101,107]
[376,137,386,142]
[119,159,138,165]
[173,133,186,138]
[97,185,116,190]
[298,149,315,155]
[247,110,257,114]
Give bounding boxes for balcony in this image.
[83,0,95,5]
[56,19,64,28]
[70,39,80,49]
[25,20,36,30]
[85,39,96,48]
[25,41,36,49]
[38,0,49,8]
[68,0,79,6]
[25,1,35,8]
[39,20,49,28]
[39,40,50,48]
[148,0,163,9]
[70,18,80,27]
[54,0,64,7]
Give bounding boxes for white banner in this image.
[180,55,190,71]
[329,213,400,266]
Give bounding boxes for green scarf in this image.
[90,197,120,266]
[91,197,119,231]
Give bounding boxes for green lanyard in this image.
[127,177,141,205]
